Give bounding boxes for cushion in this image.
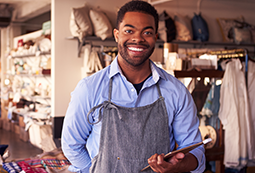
[174,14,192,41]
[70,4,93,41]
[250,28,255,43]
[89,9,113,40]
[158,11,176,42]
[232,27,252,44]
[217,16,244,42]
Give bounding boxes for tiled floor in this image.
[0,128,43,162]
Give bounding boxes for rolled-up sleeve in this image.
[61,80,93,172]
[172,86,205,173]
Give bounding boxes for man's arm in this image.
[163,79,206,173]
[61,80,93,172]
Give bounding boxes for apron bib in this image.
[88,78,170,173]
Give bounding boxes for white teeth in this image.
[128,47,144,51]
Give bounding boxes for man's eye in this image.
[144,31,152,35]
[125,30,133,34]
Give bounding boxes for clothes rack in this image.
[174,48,250,173]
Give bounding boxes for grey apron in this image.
[88,78,170,173]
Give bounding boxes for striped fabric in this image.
[2,162,21,173]
[41,159,71,170]
[17,159,45,168]
[17,161,47,173]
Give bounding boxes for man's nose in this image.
[131,33,145,42]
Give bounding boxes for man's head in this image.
[116,0,159,33]
[114,0,159,69]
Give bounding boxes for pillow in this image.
[158,11,176,42]
[70,4,93,41]
[89,9,113,40]
[217,17,244,42]
[174,14,192,41]
[232,27,252,44]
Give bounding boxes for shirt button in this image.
[117,157,120,160]
[131,89,135,92]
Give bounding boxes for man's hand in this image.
[147,152,197,173]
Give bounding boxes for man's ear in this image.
[155,33,158,41]
[113,28,119,42]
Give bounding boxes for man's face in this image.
[114,12,157,67]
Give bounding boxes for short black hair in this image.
[116,0,159,33]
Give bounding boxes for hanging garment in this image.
[218,58,255,170]
[200,83,221,129]
[82,45,103,77]
[88,78,170,172]
[247,60,255,166]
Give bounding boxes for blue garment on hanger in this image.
[201,83,221,129]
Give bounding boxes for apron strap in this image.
[87,101,123,125]
[156,82,163,98]
[87,102,105,125]
[109,78,113,101]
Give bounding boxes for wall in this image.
[52,0,84,117]
[51,0,255,119]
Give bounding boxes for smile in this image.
[128,47,144,52]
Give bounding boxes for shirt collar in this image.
[109,55,168,83]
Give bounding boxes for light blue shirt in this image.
[61,57,205,173]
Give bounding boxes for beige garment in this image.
[82,45,103,77]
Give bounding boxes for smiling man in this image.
[61,1,205,173]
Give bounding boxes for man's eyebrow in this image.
[124,24,135,28]
[143,26,154,30]
[124,24,154,31]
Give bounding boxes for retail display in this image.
[1,147,72,173]
[2,30,52,154]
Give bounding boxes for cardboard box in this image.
[19,115,26,128]
[1,100,9,120]
[3,119,11,131]
[19,126,29,142]
[14,124,20,134]
[11,121,19,132]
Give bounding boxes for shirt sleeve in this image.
[61,80,93,172]
[172,86,205,173]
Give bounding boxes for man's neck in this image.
[118,59,151,84]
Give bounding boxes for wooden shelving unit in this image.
[174,69,224,78]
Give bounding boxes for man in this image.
[61,0,205,172]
